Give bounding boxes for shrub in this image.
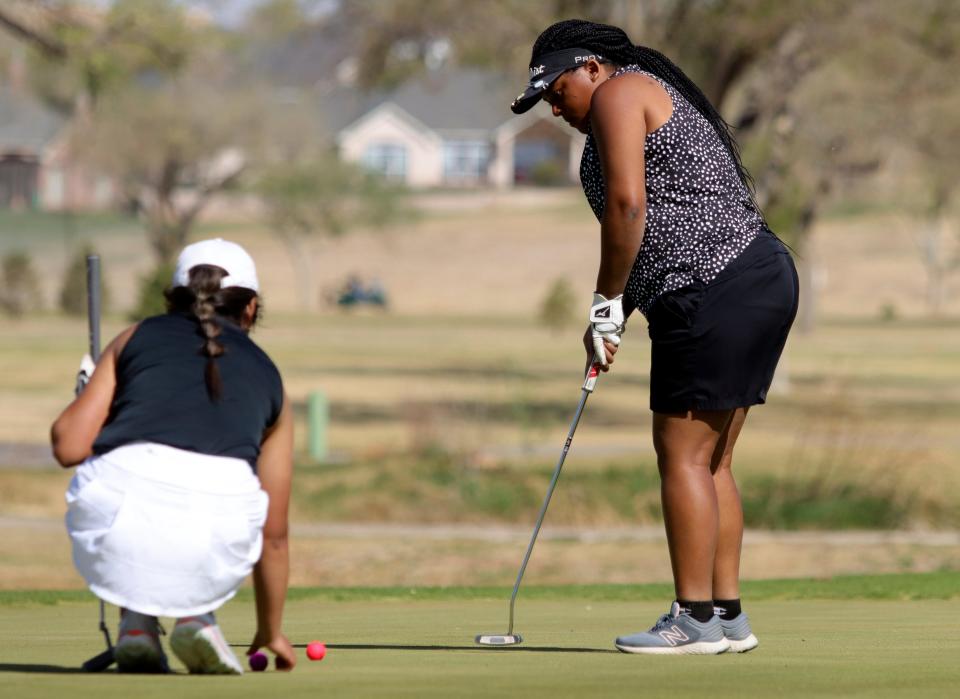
[130,262,175,320]
[0,251,42,317]
[529,159,566,187]
[879,302,898,322]
[59,246,111,317]
[540,276,576,333]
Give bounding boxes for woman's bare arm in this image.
[590,75,653,297]
[50,325,138,467]
[248,393,296,670]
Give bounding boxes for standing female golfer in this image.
[52,239,296,673]
[511,20,798,654]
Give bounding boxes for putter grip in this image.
[582,362,600,393]
[86,255,101,362]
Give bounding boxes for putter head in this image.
[475,633,523,646]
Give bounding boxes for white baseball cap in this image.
[172,238,259,292]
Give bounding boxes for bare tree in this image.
[896,2,960,314]
[253,151,410,311]
[0,0,195,110]
[75,80,262,263]
[0,0,262,265]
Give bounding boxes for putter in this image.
[81,601,114,673]
[476,361,601,646]
[78,255,115,673]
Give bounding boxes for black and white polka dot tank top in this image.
[580,66,764,316]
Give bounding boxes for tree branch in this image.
[0,8,68,60]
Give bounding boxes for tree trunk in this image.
[792,216,817,334]
[281,231,316,312]
[918,214,951,317]
[796,252,817,334]
[147,217,189,266]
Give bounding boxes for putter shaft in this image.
[506,365,599,636]
[81,254,112,672]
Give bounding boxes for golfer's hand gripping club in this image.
[588,293,624,368]
[75,353,96,396]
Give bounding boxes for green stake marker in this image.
[307,390,329,462]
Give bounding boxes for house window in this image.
[442,140,490,183]
[363,143,407,180]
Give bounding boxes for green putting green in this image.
[1,573,957,698]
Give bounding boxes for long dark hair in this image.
[163,265,259,401]
[532,19,756,196]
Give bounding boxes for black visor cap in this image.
[510,47,605,114]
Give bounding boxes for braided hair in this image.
[164,265,259,401]
[532,19,756,196]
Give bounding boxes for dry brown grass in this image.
[2,515,957,589]
[1,192,959,587]
[11,189,959,318]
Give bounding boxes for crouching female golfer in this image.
[51,239,296,673]
[511,20,798,654]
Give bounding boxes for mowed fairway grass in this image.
[1,573,958,698]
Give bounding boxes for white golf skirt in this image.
[66,443,268,618]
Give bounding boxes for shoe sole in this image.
[170,623,243,675]
[115,636,167,673]
[725,634,759,653]
[615,638,730,655]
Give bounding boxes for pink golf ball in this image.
[306,641,326,661]
[249,651,268,672]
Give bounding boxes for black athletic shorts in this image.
[646,229,799,413]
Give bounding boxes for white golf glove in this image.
[589,293,625,367]
[75,353,96,396]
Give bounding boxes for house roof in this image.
[321,68,530,138]
[0,86,66,155]
[337,102,442,147]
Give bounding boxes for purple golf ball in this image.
[249,651,268,672]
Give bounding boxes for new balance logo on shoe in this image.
[658,625,690,647]
[615,602,729,655]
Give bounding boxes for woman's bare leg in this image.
[653,409,733,601]
[710,407,750,601]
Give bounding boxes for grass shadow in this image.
[301,643,618,654]
[0,663,99,674]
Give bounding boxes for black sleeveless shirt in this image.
[93,313,283,470]
[580,66,765,316]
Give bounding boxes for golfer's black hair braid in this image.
[164,265,260,402]
[532,19,756,196]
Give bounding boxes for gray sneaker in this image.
[115,610,169,673]
[615,602,730,655]
[718,612,759,653]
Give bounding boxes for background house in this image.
[0,84,64,210]
[327,69,585,189]
[0,84,114,212]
